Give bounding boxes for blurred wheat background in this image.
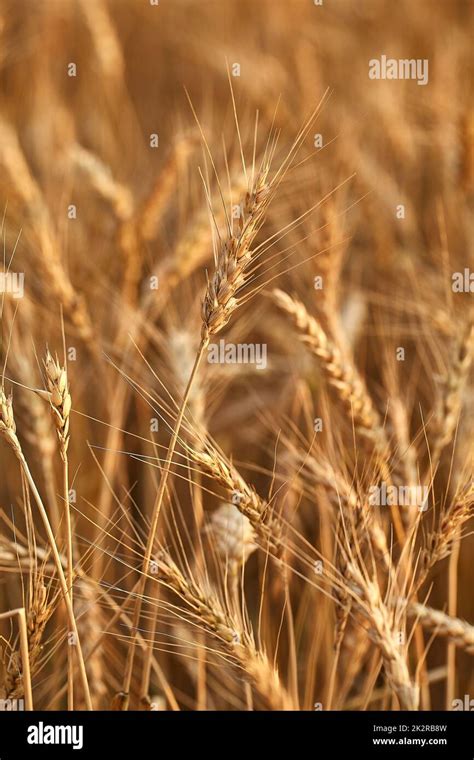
[0,0,472,711]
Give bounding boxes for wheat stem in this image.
[0,389,92,709]
[44,351,75,709]
[119,338,208,708]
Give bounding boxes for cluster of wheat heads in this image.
[0,0,472,712]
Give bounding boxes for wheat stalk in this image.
[119,135,197,305]
[44,350,75,709]
[0,387,92,709]
[70,143,134,221]
[119,165,274,707]
[78,0,125,84]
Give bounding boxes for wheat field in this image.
[0,0,472,713]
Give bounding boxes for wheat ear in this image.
[273,289,386,446]
[201,168,271,339]
[430,319,474,468]
[408,602,474,654]
[292,448,390,562]
[272,288,410,546]
[155,550,293,710]
[0,609,33,710]
[191,442,282,553]
[347,562,419,710]
[1,580,51,703]
[421,480,473,582]
[0,118,96,348]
